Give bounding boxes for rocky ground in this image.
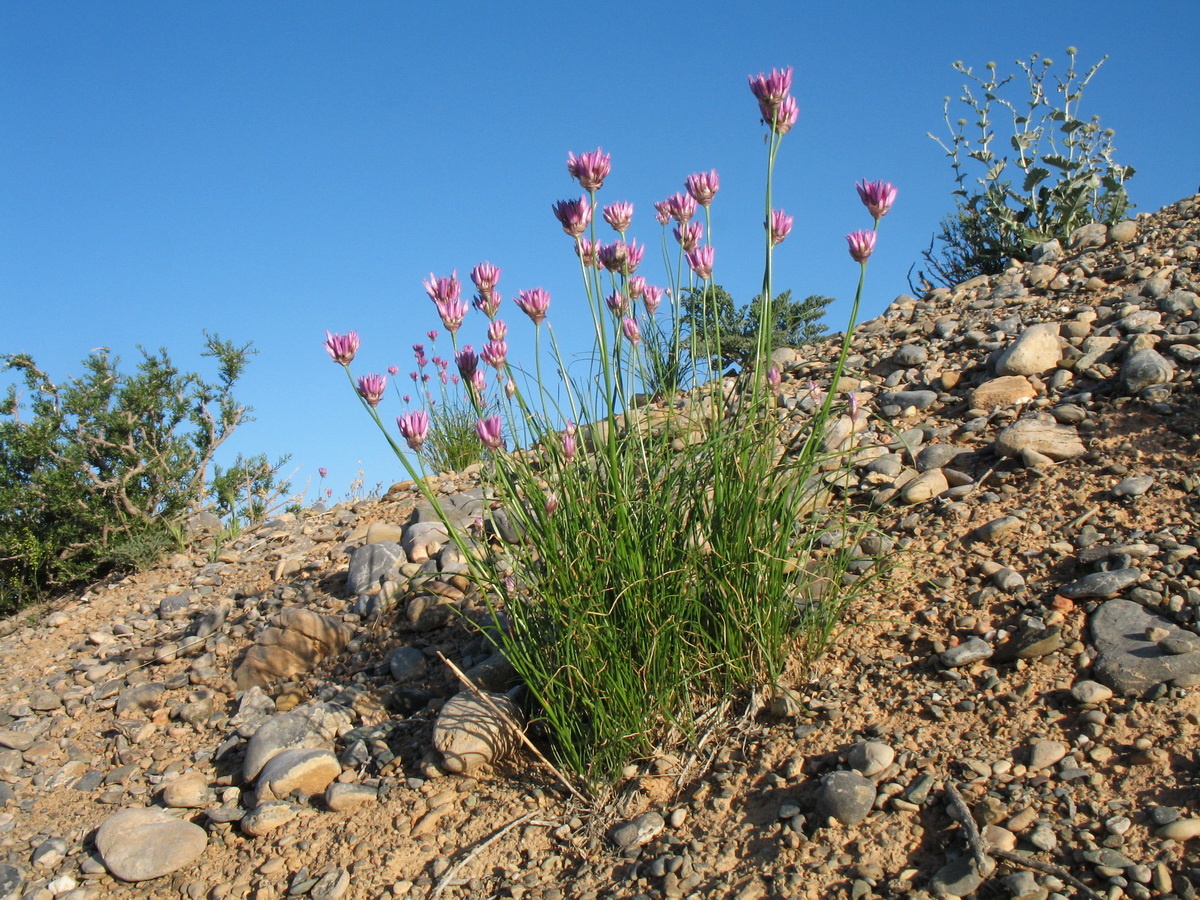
[3,195,1200,900]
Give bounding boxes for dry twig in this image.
[437,652,590,805]
[944,781,1103,900]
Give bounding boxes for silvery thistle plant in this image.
[327,67,897,787]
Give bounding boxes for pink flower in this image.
[427,329,439,342]
[605,290,628,315]
[848,391,863,422]
[504,379,516,399]
[567,148,611,191]
[686,245,715,279]
[749,67,796,132]
[455,345,479,382]
[621,316,641,346]
[318,467,328,478]
[769,209,793,246]
[846,230,877,263]
[627,276,646,300]
[806,380,824,404]
[767,366,782,389]
[563,421,577,461]
[748,67,793,108]
[642,285,664,316]
[674,220,703,251]
[653,200,671,226]
[598,240,644,274]
[356,373,387,407]
[481,340,507,369]
[476,415,504,451]
[387,365,399,376]
[663,191,696,223]
[552,196,592,237]
[685,170,720,207]
[602,201,634,234]
[576,238,599,268]
[470,261,501,295]
[424,272,468,332]
[324,330,359,365]
[470,369,488,397]
[544,492,559,517]
[771,96,799,135]
[515,288,551,325]
[855,180,897,220]
[403,394,411,404]
[473,290,502,319]
[487,319,508,342]
[423,271,460,305]
[325,487,332,499]
[397,410,430,452]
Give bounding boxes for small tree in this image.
[0,333,288,612]
[922,47,1135,286]
[680,284,832,371]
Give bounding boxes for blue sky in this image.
[3,2,1198,506]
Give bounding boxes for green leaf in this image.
[984,160,1008,182]
[1042,154,1073,170]
[1022,167,1051,192]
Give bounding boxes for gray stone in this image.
[1070,680,1114,705]
[1069,222,1108,249]
[994,418,1086,461]
[1112,475,1154,499]
[311,868,351,900]
[816,770,876,826]
[1091,600,1200,696]
[347,541,404,594]
[915,444,970,472]
[929,856,986,898]
[387,646,428,683]
[1028,739,1068,772]
[996,323,1061,376]
[847,742,894,778]
[879,390,938,411]
[95,807,208,882]
[256,748,340,800]
[1120,348,1174,394]
[940,637,993,668]
[894,344,928,366]
[243,703,353,782]
[1060,568,1140,599]
[115,683,167,717]
[240,800,299,837]
[464,652,517,692]
[0,865,22,900]
[27,689,62,711]
[403,521,450,561]
[1030,239,1063,264]
[325,783,378,812]
[610,812,665,850]
[432,691,522,774]
[1108,220,1138,243]
[158,592,192,619]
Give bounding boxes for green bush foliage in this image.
[680,285,832,372]
[923,47,1135,286]
[0,334,288,614]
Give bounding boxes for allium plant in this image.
[329,67,895,788]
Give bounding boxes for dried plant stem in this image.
[944,781,1102,900]
[437,652,591,804]
[431,812,555,900]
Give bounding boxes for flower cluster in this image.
[749,66,798,135]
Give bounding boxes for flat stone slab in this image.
[1090,599,1200,696]
[95,807,207,882]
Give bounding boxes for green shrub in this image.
[0,333,289,614]
[680,285,832,372]
[922,47,1135,286]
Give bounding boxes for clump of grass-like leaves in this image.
[329,65,896,788]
